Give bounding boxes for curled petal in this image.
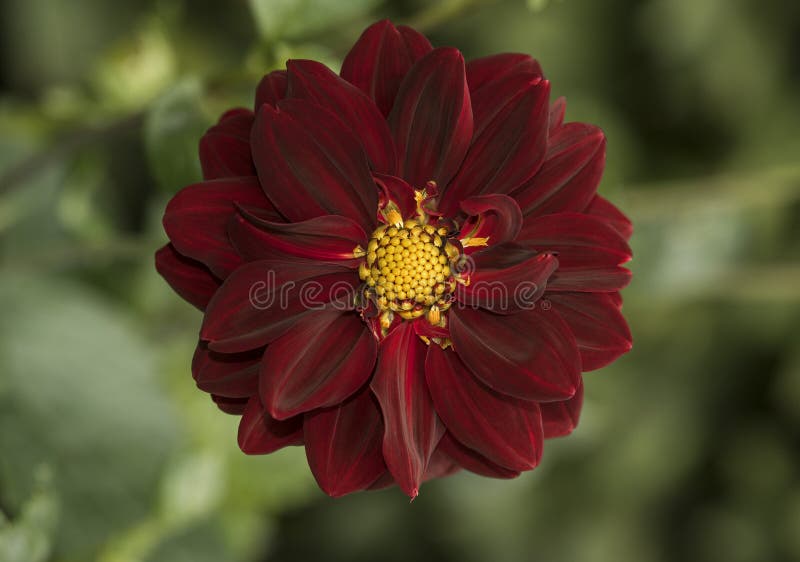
[437,433,520,479]
[466,53,543,93]
[449,306,581,402]
[254,70,287,110]
[541,379,584,438]
[371,322,445,498]
[546,292,632,371]
[304,387,386,497]
[155,244,220,310]
[459,194,523,248]
[513,123,605,217]
[230,208,366,265]
[238,395,303,454]
[340,20,433,116]
[457,244,557,313]
[426,346,544,471]
[192,342,260,398]
[199,109,256,180]
[373,173,417,221]
[389,48,473,190]
[287,59,396,174]
[584,195,633,241]
[200,260,359,353]
[261,309,377,419]
[163,177,273,278]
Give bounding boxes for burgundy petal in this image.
[254,70,287,110]
[541,379,584,438]
[163,177,273,278]
[513,123,605,217]
[212,395,248,415]
[200,260,359,353]
[251,100,378,229]
[389,48,473,190]
[439,76,549,214]
[238,395,303,454]
[518,212,632,268]
[459,194,523,248]
[518,212,632,293]
[261,309,377,419]
[340,20,433,116]
[449,305,580,402]
[426,346,544,471]
[199,109,256,180]
[303,387,386,497]
[423,448,461,481]
[229,208,366,266]
[370,322,445,497]
[546,292,632,370]
[466,53,543,93]
[437,433,520,479]
[457,243,558,313]
[155,244,220,310]
[374,173,417,221]
[286,59,396,174]
[584,195,633,241]
[192,342,260,398]
[549,97,566,132]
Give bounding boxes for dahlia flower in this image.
[156,20,632,498]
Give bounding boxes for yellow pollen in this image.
[358,218,460,326]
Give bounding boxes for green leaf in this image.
[0,273,179,559]
[0,467,59,562]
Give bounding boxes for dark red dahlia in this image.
[156,20,632,498]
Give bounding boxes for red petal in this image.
[199,109,256,180]
[261,309,377,419]
[456,244,558,313]
[584,195,633,241]
[546,292,632,370]
[518,212,632,293]
[212,395,248,415]
[389,48,473,190]
[229,208,366,265]
[238,395,303,454]
[192,342,260,398]
[254,70,287,110]
[163,177,272,278]
[340,20,433,116]
[513,123,605,216]
[439,76,549,214]
[459,194,523,248]
[466,53,543,93]
[449,305,580,402]
[286,60,396,174]
[541,379,584,438]
[155,244,220,310]
[437,433,520,479]
[370,322,444,497]
[303,387,386,497]
[518,212,632,268]
[426,346,543,471]
[423,448,461,482]
[549,97,566,134]
[200,260,359,353]
[374,173,417,221]
[251,100,378,230]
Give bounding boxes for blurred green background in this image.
[1,0,799,561]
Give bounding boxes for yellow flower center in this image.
[358,219,458,324]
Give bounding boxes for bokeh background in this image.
[1,0,799,561]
